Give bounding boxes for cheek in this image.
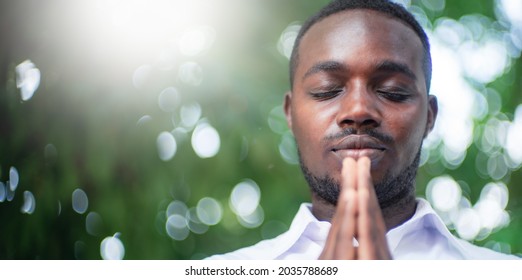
[389,107,427,160]
[292,108,322,149]
[291,102,336,163]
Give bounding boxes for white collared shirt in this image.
[207,199,519,260]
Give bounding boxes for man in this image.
[209,0,518,259]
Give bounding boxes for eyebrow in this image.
[301,59,417,82]
[375,60,417,81]
[302,60,347,81]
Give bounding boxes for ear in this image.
[283,91,293,130]
[424,94,438,138]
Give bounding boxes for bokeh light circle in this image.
[100,234,125,260]
[72,188,89,214]
[9,166,19,192]
[230,179,260,217]
[186,207,209,234]
[166,214,190,241]
[237,205,264,229]
[196,197,222,226]
[191,123,220,158]
[15,60,40,101]
[21,191,36,214]
[279,131,299,165]
[426,176,462,212]
[166,200,188,218]
[86,212,104,236]
[0,182,6,202]
[158,87,181,112]
[179,61,203,86]
[455,208,481,240]
[157,131,177,161]
[180,102,202,128]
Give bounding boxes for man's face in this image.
[285,10,437,205]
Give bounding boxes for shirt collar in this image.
[269,203,330,259]
[386,198,469,257]
[287,199,468,258]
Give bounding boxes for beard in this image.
[299,148,421,209]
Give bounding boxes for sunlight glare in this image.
[179,26,215,57]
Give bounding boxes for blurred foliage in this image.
[0,0,521,259]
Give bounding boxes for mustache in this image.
[323,128,393,145]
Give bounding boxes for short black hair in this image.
[289,0,432,93]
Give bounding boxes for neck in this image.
[311,191,417,231]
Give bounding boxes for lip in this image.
[329,135,386,163]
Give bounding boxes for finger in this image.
[320,196,345,259]
[357,157,373,236]
[333,157,357,259]
[355,157,372,254]
[356,157,391,259]
[319,157,357,259]
[358,157,379,212]
[357,157,384,228]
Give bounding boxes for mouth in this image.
[330,135,387,163]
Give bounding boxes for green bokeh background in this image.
[1,0,521,259]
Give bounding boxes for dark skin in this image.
[284,10,438,259]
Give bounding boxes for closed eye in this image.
[376,89,410,102]
[309,89,343,101]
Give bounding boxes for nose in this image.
[336,85,381,131]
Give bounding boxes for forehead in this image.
[296,9,425,85]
